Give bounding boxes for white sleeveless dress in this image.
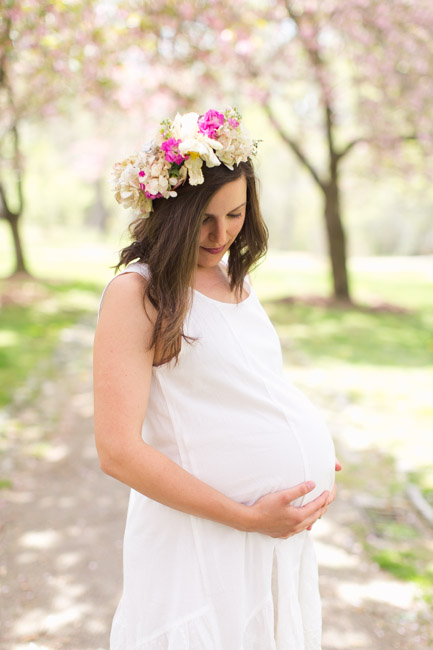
[99,261,336,650]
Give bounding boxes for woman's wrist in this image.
[210,495,256,533]
[232,501,257,533]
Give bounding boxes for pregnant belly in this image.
[188,390,336,507]
[291,388,336,506]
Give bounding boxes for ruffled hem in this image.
[111,594,321,650]
[110,604,218,650]
[241,597,277,650]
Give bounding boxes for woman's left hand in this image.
[307,458,342,530]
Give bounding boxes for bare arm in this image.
[93,272,331,538]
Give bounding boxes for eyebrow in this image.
[204,202,247,218]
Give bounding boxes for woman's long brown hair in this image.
[116,160,268,364]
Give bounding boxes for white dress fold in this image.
[99,262,335,650]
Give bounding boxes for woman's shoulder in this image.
[95,264,157,365]
[98,262,152,321]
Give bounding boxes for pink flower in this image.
[228,117,240,128]
[139,171,145,177]
[145,190,163,199]
[161,138,185,165]
[198,109,225,139]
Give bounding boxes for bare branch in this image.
[336,132,419,162]
[336,138,365,160]
[284,2,338,179]
[263,103,326,191]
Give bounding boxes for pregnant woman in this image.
[93,108,339,650]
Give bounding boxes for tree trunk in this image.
[85,178,110,231]
[263,102,352,302]
[2,210,30,276]
[322,177,350,301]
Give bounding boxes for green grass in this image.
[251,255,433,384]
[263,299,433,367]
[371,548,433,602]
[374,520,420,540]
[0,224,120,408]
[0,278,102,407]
[373,549,420,581]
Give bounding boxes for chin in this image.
[197,249,226,268]
[197,258,222,268]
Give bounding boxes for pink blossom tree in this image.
[0,0,127,275]
[4,0,433,298]
[120,0,433,301]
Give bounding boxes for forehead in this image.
[205,176,247,214]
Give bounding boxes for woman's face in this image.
[197,175,247,269]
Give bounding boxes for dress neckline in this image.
[192,286,251,306]
[125,259,252,305]
[192,262,251,306]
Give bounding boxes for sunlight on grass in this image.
[251,250,433,309]
[0,278,101,407]
[0,222,123,284]
[0,330,19,347]
[371,547,433,600]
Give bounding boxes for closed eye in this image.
[202,212,242,224]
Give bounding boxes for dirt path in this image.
[0,317,432,650]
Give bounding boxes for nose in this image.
[209,217,226,245]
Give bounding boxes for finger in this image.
[297,502,328,532]
[335,458,342,471]
[283,481,316,503]
[299,490,329,514]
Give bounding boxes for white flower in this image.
[179,138,222,167]
[172,112,200,140]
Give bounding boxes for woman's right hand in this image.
[246,482,330,538]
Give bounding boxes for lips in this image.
[201,245,226,254]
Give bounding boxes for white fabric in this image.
[99,261,336,650]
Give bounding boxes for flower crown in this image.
[111,107,259,219]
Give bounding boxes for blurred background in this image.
[0,1,432,649]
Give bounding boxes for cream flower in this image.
[184,155,205,185]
